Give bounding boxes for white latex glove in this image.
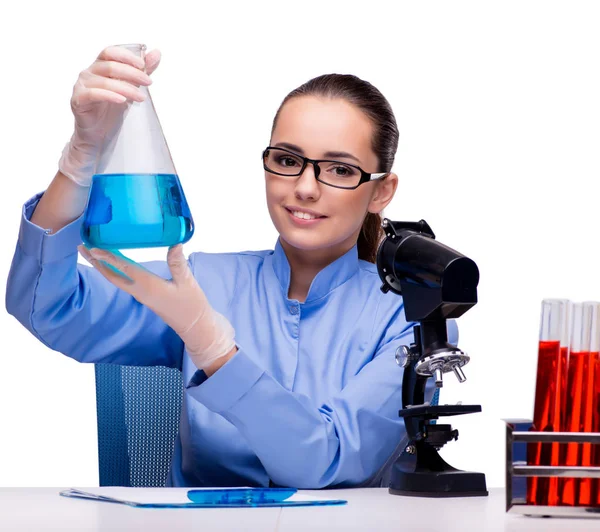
[59,45,161,187]
[77,244,237,370]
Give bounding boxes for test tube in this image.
[559,302,596,505]
[579,302,599,506]
[528,299,570,506]
[594,306,600,507]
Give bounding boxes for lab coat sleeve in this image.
[5,193,183,367]
[185,318,459,489]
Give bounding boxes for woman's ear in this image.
[368,172,398,214]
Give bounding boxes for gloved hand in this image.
[59,45,161,187]
[77,244,237,370]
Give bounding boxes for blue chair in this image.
[94,364,440,488]
[94,364,183,487]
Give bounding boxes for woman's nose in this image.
[294,163,321,201]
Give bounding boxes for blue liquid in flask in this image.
[82,173,194,249]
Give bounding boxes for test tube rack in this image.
[504,419,600,518]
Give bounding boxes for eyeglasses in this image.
[262,146,389,190]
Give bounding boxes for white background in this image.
[1,0,599,489]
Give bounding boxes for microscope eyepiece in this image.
[376,219,479,322]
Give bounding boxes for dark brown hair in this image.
[270,74,399,263]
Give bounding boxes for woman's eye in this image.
[279,157,299,167]
[331,165,355,177]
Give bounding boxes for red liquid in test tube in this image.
[593,309,600,507]
[559,302,598,507]
[595,344,600,506]
[528,299,570,506]
[580,347,598,506]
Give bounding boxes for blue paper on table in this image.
[59,487,347,508]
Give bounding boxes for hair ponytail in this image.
[357,212,383,264]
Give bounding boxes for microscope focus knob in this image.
[395,346,411,368]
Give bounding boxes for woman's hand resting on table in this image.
[78,244,238,375]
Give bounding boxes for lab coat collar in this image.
[272,237,359,303]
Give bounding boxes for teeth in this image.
[292,210,317,220]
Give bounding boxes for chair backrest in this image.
[94,364,183,487]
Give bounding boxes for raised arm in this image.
[6,194,183,367]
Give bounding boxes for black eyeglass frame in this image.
[262,146,389,190]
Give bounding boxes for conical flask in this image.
[81,43,194,249]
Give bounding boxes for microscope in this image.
[376,219,488,497]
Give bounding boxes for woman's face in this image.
[266,95,398,259]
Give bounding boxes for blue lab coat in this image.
[6,193,458,488]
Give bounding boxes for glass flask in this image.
[81,43,194,249]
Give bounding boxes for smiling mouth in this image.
[285,207,327,221]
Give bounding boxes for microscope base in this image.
[388,442,488,497]
[389,469,488,498]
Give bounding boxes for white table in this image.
[0,487,596,531]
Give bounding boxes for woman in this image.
[5,45,457,489]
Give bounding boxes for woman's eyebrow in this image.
[274,142,361,163]
[323,150,361,163]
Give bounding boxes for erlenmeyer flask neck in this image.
[116,43,147,64]
[94,42,173,176]
[112,43,148,78]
